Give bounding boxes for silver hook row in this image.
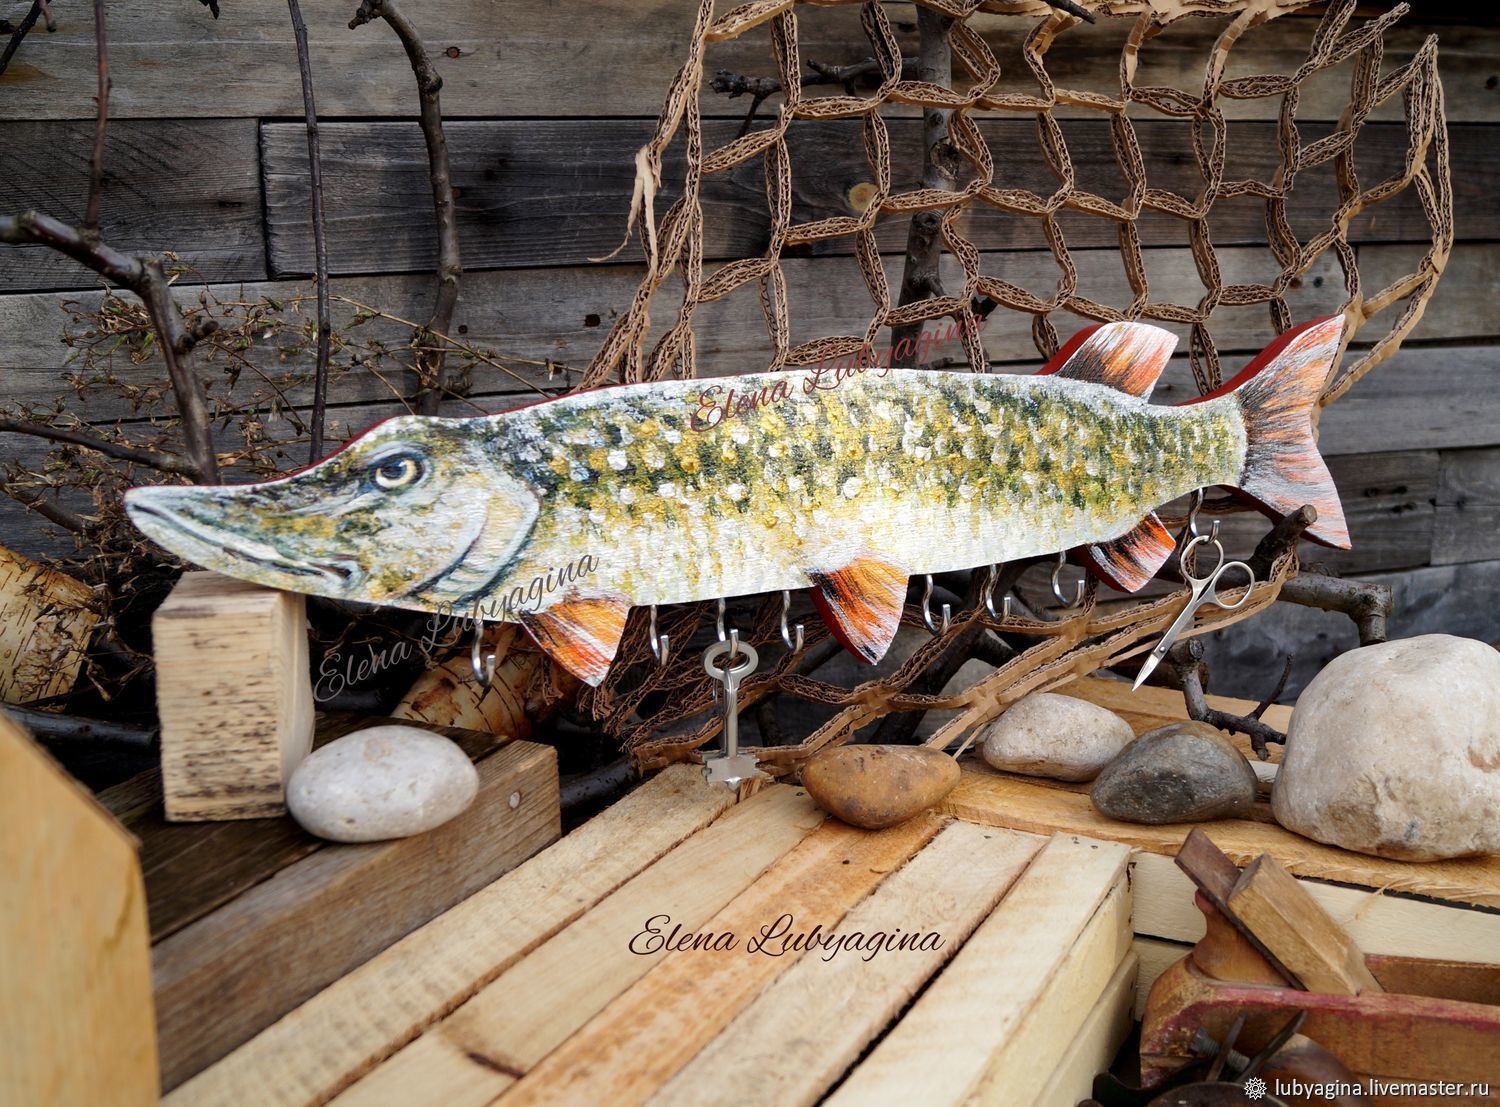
[1051,552,1087,610]
[921,574,952,635]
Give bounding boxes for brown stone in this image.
[801,744,961,830]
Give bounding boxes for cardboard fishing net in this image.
[573,0,1451,772]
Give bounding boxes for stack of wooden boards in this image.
[164,764,1136,1107]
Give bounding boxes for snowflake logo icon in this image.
[1243,1076,1268,1100]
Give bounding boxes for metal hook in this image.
[469,598,497,687]
[921,574,952,635]
[1050,552,1086,609]
[1186,488,1220,544]
[779,590,804,653]
[715,597,728,643]
[981,565,1005,620]
[648,604,670,667]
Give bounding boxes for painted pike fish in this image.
[126,316,1350,685]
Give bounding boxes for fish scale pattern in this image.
[570,0,1450,768]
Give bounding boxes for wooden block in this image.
[338,785,824,1104]
[942,768,1500,910]
[498,813,945,1107]
[1033,951,1139,1107]
[154,739,559,1091]
[0,543,99,705]
[646,823,1046,1107]
[153,571,314,821]
[824,834,1132,1107]
[1227,853,1384,995]
[0,713,158,1106]
[168,764,731,1107]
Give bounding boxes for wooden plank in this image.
[332,784,824,1105]
[1033,950,1138,1107]
[1226,853,1384,995]
[261,118,1462,276]
[645,822,1046,1107]
[167,764,734,1107]
[824,834,1131,1107]
[154,739,559,1091]
[1128,849,1500,966]
[1434,446,1500,566]
[496,813,945,1107]
[0,119,265,291]
[941,769,1500,909]
[153,572,313,821]
[1,5,1481,122]
[1132,936,1193,1019]
[0,713,159,1107]
[1060,673,1291,740]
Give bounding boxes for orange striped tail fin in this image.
[1228,316,1350,549]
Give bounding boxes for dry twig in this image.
[0,0,43,76]
[84,0,111,235]
[0,416,199,477]
[1169,637,1289,760]
[349,0,462,415]
[287,0,332,460]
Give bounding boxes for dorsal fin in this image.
[1042,321,1177,399]
[806,553,909,664]
[1084,512,1176,592]
[518,595,630,687]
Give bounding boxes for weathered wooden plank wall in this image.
[0,0,1495,701]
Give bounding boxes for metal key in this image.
[701,637,760,788]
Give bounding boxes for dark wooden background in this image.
[1,0,1495,699]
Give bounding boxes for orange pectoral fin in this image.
[807,554,909,664]
[518,595,630,687]
[1085,513,1176,593]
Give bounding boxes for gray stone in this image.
[287,724,479,843]
[1090,721,1257,825]
[1272,634,1500,861]
[978,692,1135,782]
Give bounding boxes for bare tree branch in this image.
[84,0,112,235]
[2,484,89,534]
[287,0,332,461]
[1169,638,1287,760]
[1279,572,1391,647]
[0,0,43,77]
[349,0,462,416]
[0,212,219,480]
[0,416,200,477]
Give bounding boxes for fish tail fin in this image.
[1228,315,1349,549]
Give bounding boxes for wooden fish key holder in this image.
[1140,830,1500,1097]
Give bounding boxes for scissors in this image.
[1133,532,1255,690]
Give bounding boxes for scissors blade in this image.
[1133,592,1207,691]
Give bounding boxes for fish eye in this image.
[371,453,425,491]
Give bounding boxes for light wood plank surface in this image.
[335,785,824,1105]
[646,822,1047,1107]
[0,714,159,1107]
[1033,951,1139,1107]
[823,834,1131,1107]
[1131,936,1194,1019]
[942,769,1500,909]
[166,764,733,1107]
[1128,849,1500,966]
[493,812,946,1107]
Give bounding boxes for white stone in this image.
[1272,635,1500,861]
[287,725,479,843]
[979,691,1135,782]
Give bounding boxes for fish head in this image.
[125,414,540,610]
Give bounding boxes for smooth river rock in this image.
[802,745,961,830]
[1272,635,1500,861]
[979,692,1135,782]
[287,725,479,842]
[1091,721,1257,824]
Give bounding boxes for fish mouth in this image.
[127,496,359,587]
